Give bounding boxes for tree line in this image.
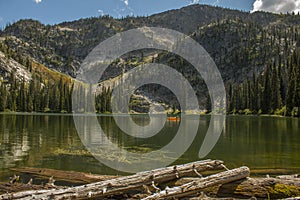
[0,73,113,114]
[0,72,73,113]
[225,48,300,117]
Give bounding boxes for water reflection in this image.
[74,114,200,173]
[0,114,82,174]
[0,114,299,180]
[0,115,30,169]
[211,116,300,170]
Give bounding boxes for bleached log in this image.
[218,177,300,199]
[176,175,300,199]
[11,167,117,184]
[1,159,224,200]
[142,166,250,200]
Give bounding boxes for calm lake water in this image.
[0,114,299,183]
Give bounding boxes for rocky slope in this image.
[0,50,31,82]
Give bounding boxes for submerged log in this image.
[11,167,117,184]
[1,159,224,200]
[142,166,250,200]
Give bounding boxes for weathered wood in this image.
[0,183,62,195]
[218,177,300,199]
[142,166,250,200]
[1,159,224,200]
[11,167,117,184]
[176,175,300,199]
[0,176,66,195]
[276,174,300,180]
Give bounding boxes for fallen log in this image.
[1,159,224,200]
[11,167,117,185]
[0,182,63,194]
[0,176,68,195]
[218,177,300,199]
[142,166,250,200]
[276,174,300,180]
[175,175,300,199]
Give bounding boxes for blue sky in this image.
[0,0,299,29]
[0,0,254,28]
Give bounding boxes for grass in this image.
[31,61,72,84]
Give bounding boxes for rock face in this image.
[0,51,31,82]
[0,4,300,111]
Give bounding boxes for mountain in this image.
[0,4,300,115]
[0,5,296,77]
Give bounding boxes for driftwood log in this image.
[1,159,224,200]
[142,166,250,200]
[0,183,63,195]
[175,175,300,199]
[10,167,117,185]
[218,177,300,199]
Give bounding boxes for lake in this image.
[0,114,299,183]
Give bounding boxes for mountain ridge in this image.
[0,4,300,114]
[0,4,297,78]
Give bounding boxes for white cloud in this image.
[34,0,42,4]
[123,0,129,6]
[114,0,134,18]
[189,0,200,5]
[98,9,105,16]
[213,0,220,6]
[252,0,300,13]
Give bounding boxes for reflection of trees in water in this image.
[216,116,300,169]
[0,114,81,169]
[93,115,179,152]
[0,115,30,169]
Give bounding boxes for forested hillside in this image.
[0,4,299,116]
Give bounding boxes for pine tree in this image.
[8,71,18,112]
[58,77,65,112]
[0,83,7,112]
[250,73,258,112]
[18,79,26,112]
[261,63,271,114]
[27,79,35,112]
[270,62,282,112]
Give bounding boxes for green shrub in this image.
[258,109,262,115]
[274,106,286,116]
[244,109,252,115]
[238,110,244,115]
[291,107,299,117]
[44,107,51,113]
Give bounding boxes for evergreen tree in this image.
[0,83,7,112]
[261,63,271,114]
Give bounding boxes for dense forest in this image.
[225,48,300,117]
[0,40,299,116]
[0,41,112,113]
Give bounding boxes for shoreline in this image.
[1,160,300,199]
[0,111,299,119]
